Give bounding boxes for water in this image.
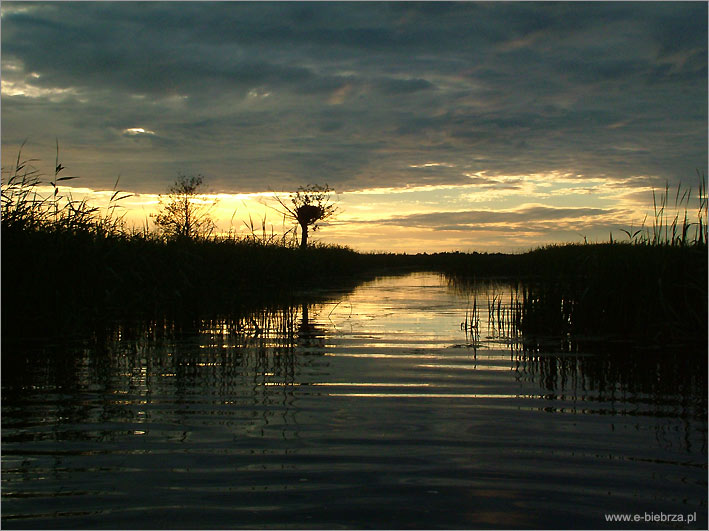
[2,272,706,529]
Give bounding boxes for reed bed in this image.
[1,147,383,340]
[446,178,707,348]
[3,147,706,348]
[450,241,706,348]
[2,226,380,340]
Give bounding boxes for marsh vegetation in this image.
[2,146,707,349]
[2,146,707,530]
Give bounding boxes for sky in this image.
[1,1,707,252]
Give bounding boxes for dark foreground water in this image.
[2,273,706,529]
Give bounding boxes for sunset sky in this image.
[2,2,707,252]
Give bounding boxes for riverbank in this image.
[443,243,707,348]
[3,221,706,347]
[4,148,706,345]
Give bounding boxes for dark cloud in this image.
[374,77,436,95]
[367,206,619,232]
[1,1,706,194]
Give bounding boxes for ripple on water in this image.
[2,273,706,529]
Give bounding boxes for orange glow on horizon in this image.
[17,174,670,253]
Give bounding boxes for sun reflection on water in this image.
[1,272,706,529]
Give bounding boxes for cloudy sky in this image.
[2,2,707,252]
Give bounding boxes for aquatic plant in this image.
[515,243,705,346]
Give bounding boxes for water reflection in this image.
[3,305,327,451]
[450,279,706,402]
[2,273,707,529]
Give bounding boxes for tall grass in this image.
[445,179,708,347]
[3,145,706,347]
[2,141,131,236]
[1,147,382,340]
[511,242,705,346]
[622,175,708,246]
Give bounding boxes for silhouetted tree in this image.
[275,184,337,248]
[152,174,216,240]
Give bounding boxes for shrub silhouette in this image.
[152,174,216,240]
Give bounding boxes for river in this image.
[2,272,706,528]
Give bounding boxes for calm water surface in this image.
[2,273,706,529]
